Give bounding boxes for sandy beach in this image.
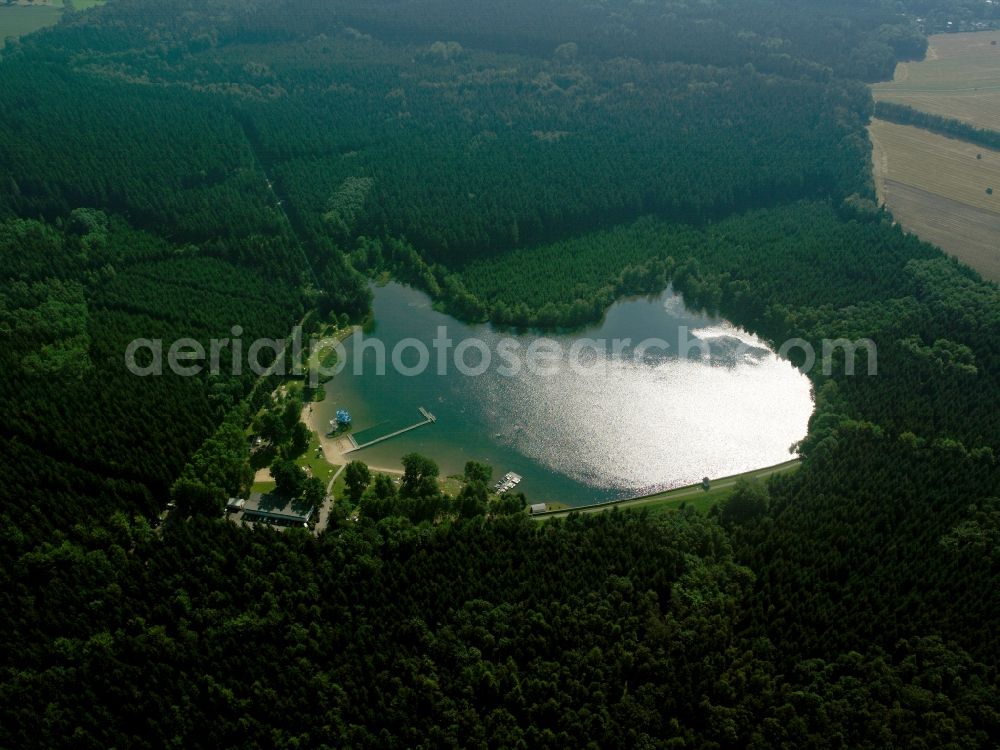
[303,404,404,476]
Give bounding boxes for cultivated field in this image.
[869,118,1000,281]
[0,5,61,46]
[0,0,106,48]
[873,31,1000,130]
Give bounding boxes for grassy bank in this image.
[535,459,801,520]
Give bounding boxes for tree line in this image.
[875,100,1000,150]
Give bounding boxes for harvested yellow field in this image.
[869,118,1000,281]
[873,31,1000,131]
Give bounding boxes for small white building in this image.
[529,503,547,515]
[226,497,246,513]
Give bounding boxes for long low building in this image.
[241,492,315,528]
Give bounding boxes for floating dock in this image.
[344,408,437,453]
[494,472,523,494]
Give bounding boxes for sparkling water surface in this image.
[321,283,814,505]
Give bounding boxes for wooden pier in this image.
[344,408,437,454]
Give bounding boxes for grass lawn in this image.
[440,475,464,496]
[635,483,739,516]
[297,434,338,489]
[306,323,352,385]
[330,469,349,501]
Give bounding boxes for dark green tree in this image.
[493,491,528,516]
[257,410,286,445]
[400,453,440,499]
[271,459,306,499]
[303,476,326,509]
[281,400,301,432]
[171,477,224,518]
[718,479,769,527]
[283,422,311,460]
[463,460,493,486]
[344,460,372,503]
[455,481,489,519]
[369,473,398,501]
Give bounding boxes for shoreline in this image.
[534,458,801,519]
[303,403,404,476]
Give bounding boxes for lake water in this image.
[320,283,813,506]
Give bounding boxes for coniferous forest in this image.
[1,1,999,747]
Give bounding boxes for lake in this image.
[320,282,813,506]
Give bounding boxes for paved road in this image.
[314,463,347,534]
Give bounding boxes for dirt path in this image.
[868,121,890,207]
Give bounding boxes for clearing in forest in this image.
[869,118,1000,282]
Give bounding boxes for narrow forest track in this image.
[234,113,321,288]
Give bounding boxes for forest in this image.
[1,0,999,747]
